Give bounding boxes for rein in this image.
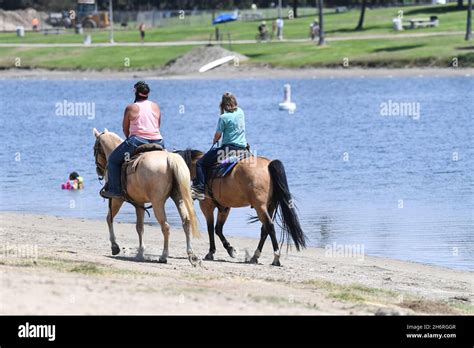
[93,133,107,181]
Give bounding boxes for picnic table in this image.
[407,16,439,29]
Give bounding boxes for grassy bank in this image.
[1,35,472,70]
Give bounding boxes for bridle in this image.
[93,132,107,181]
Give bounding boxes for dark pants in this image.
[107,135,165,194]
[194,144,246,190]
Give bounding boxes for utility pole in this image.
[278,0,282,19]
[466,0,472,41]
[109,0,114,43]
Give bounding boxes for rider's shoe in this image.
[100,187,123,200]
[191,186,205,201]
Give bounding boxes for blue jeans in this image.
[193,144,246,190]
[107,135,165,194]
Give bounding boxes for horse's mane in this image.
[105,131,123,143]
[174,149,203,168]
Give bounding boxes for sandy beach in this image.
[0,212,472,315]
[1,66,473,80]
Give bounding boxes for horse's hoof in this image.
[111,245,120,255]
[271,260,282,267]
[188,254,200,267]
[158,257,167,264]
[227,247,237,258]
[249,256,258,264]
[204,253,214,261]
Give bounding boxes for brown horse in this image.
[93,128,200,265]
[176,149,307,266]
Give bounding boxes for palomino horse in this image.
[93,128,200,265]
[176,149,306,266]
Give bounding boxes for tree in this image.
[466,0,472,40]
[317,0,325,45]
[355,0,367,31]
[458,0,464,8]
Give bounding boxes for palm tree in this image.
[318,0,325,45]
[466,0,472,40]
[355,0,367,31]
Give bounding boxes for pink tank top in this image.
[129,100,162,140]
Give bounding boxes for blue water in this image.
[0,77,472,270]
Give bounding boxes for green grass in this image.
[0,4,467,44]
[0,45,193,69]
[1,35,471,69]
[232,35,474,67]
[302,279,473,314]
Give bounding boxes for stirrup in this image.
[191,187,205,201]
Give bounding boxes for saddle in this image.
[207,148,252,180]
[205,147,253,211]
[121,143,164,199]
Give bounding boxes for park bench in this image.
[406,16,439,29]
[42,27,66,35]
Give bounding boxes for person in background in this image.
[309,19,320,41]
[32,17,39,31]
[62,171,84,190]
[139,23,146,43]
[257,20,267,40]
[69,172,84,190]
[276,17,284,40]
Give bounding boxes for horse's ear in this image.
[93,128,100,138]
[104,128,109,133]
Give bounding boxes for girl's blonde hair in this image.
[220,92,238,114]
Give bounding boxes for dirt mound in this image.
[162,45,249,75]
[0,8,49,31]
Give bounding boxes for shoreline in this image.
[1,66,473,80]
[2,210,470,273]
[0,212,472,315]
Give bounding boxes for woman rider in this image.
[191,92,247,201]
[100,81,165,199]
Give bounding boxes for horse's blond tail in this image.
[167,152,200,238]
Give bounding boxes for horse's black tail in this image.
[268,160,307,251]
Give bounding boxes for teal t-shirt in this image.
[216,107,247,147]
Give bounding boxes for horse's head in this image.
[174,149,204,180]
[93,128,122,179]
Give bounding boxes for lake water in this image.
[0,76,472,270]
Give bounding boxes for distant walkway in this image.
[0,31,464,48]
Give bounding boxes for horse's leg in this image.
[171,193,199,266]
[107,198,124,255]
[200,200,216,260]
[249,205,275,264]
[135,206,145,260]
[265,206,281,266]
[151,201,170,263]
[215,208,236,258]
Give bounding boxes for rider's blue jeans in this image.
[193,144,246,190]
[107,135,165,194]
